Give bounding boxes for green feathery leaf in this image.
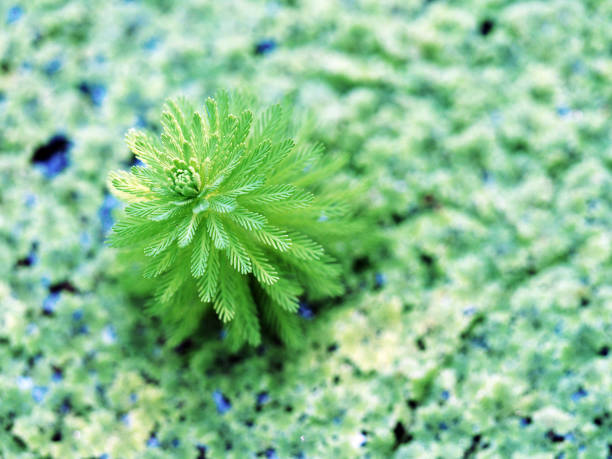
[107,91,361,349]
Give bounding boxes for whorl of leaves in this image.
[108,92,355,349]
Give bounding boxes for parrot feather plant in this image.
[108,91,359,350]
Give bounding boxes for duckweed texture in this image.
[1,0,611,457]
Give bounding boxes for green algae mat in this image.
[1,0,611,457]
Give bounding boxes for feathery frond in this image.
[108,91,358,348]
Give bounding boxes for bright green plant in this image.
[108,92,357,349]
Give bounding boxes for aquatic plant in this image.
[108,92,356,349]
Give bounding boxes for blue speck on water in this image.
[213,390,231,414]
[375,272,386,288]
[134,114,148,128]
[565,432,575,442]
[102,325,117,344]
[43,292,61,314]
[130,155,145,167]
[441,390,450,400]
[147,434,160,448]
[32,385,48,403]
[439,422,448,431]
[519,417,531,427]
[6,5,23,24]
[130,392,138,403]
[143,37,160,51]
[24,193,37,208]
[556,106,571,117]
[318,213,328,222]
[463,306,477,316]
[78,82,106,107]
[298,302,314,319]
[90,85,106,106]
[60,400,71,414]
[265,448,279,459]
[52,369,63,382]
[20,249,37,267]
[254,39,277,55]
[219,329,227,340]
[256,391,269,405]
[171,438,180,447]
[39,153,68,177]
[99,194,119,234]
[78,325,89,335]
[571,387,588,402]
[121,413,131,426]
[31,134,71,178]
[578,444,586,452]
[45,59,62,75]
[99,455,109,459]
[72,310,83,320]
[196,443,207,455]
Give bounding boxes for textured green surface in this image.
[1,0,611,457]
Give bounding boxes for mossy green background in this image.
[1,0,611,457]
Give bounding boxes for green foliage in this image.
[108,92,355,349]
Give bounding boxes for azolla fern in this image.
[108,92,356,349]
